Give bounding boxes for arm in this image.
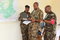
[44,20,51,24]
[44,13,56,24]
[36,10,43,22]
[28,11,36,22]
[38,10,43,32]
[18,13,23,21]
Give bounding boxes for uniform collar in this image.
[34,8,40,11]
[47,11,53,14]
[24,11,29,13]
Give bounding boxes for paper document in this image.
[23,18,28,20]
[23,21,31,25]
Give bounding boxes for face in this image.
[25,8,29,12]
[33,4,38,10]
[45,7,51,13]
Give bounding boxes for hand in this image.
[30,18,35,23]
[42,32,45,37]
[28,18,35,22]
[28,18,31,20]
[40,20,43,22]
[31,19,35,23]
[44,20,51,23]
[42,34,44,37]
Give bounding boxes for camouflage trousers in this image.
[28,23,42,40]
[44,26,56,40]
[44,31,56,40]
[20,24,29,40]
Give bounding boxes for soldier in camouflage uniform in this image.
[43,5,57,40]
[28,2,43,40]
[18,5,31,40]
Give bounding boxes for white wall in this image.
[0,21,22,40]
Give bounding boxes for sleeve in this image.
[38,10,43,31]
[30,11,35,19]
[50,13,57,24]
[18,13,23,21]
[28,12,31,18]
[39,10,43,20]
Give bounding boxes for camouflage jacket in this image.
[18,11,31,24]
[44,12,57,31]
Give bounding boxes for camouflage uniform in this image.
[28,8,43,40]
[44,12,57,40]
[18,11,31,40]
